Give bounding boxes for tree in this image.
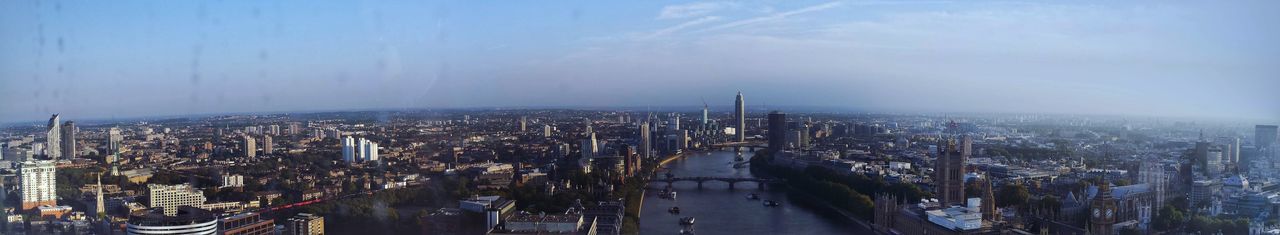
[997,183,1029,208]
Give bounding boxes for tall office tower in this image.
[1257,125,1278,148]
[1217,137,1240,164]
[263,135,274,155]
[668,114,680,131]
[108,127,123,153]
[20,160,57,210]
[362,139,379,162]
[289,123,302,135]
[61,121,77,159]
[1206,148,1223,177]
[544,125,553,138]
[520,116,528,132]
[46,114,62,160]
[269,125,280,136]
[242,135,257,158]
[734,92,745,142]
[799,122,811,148]
[640,122,652,159]
[934,137,967,207]
[768,112,787,151]
[585,124,594,138]
[342,136,356,163]
[702,103,709,126]
[146,183,208,216]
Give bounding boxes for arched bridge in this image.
[709,141,768,152]
[649,176,779,190]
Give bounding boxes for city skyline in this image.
[3,1,1279,123]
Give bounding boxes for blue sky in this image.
[2,1,1278,123]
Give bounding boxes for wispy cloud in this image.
[644,16,723,39]
[657,2,738,19]
[700,1,844,32]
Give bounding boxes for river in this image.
[639,151,870,234]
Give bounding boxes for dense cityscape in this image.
[4,1,1279,235]
[0,91,1276,234]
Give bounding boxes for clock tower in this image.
[1089,182,1118,235]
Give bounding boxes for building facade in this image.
[147,183,208,216]
[20,160,57,210]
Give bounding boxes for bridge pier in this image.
[728,182,735,190]
[758,182,765,190]
[696,181,703,189]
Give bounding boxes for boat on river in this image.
[763,200,781,207]
[669,206,681,214]
[679,216,696,225]
[746,193,760,200]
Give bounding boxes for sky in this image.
[1,0,1278,123]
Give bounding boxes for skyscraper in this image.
[108,127,123,154]
[242,135,256,158]
[735,92,745,142]
[61,121,77,159]
[768,112,787,150]
[934,137,968,207]
[46,114,62,160]
[640,122,651,159]
[544,125,553,138]
[20,160,57,210]
[701,103,709,126]
[342,136,356,163]
[1257,125,1278,148]
[263,135,274,155]
[520,116,528,132]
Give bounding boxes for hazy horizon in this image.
[3,1,1278,123]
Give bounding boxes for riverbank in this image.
[621,151,690,234]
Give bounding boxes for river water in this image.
[639,151,869,234]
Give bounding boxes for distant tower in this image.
[342,136,356,163]
[242,135,256,158]
[734,92,745,142]
[357,138,368,161]
[362,140,379,162]
[935,137,968,206]
[701,102,709,126]
[640,122,652,159]
[543,125,553,138]
[263,135,274,155]
[108,127,123,155]
[61,121,77,159]
[46,114,62,160]
[96,173,105,216]
[768,112,788,151]
[520,116,528,132]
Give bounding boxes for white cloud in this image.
[699,1,844,32]
[657,2,738,19]
[644,16,723,40]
